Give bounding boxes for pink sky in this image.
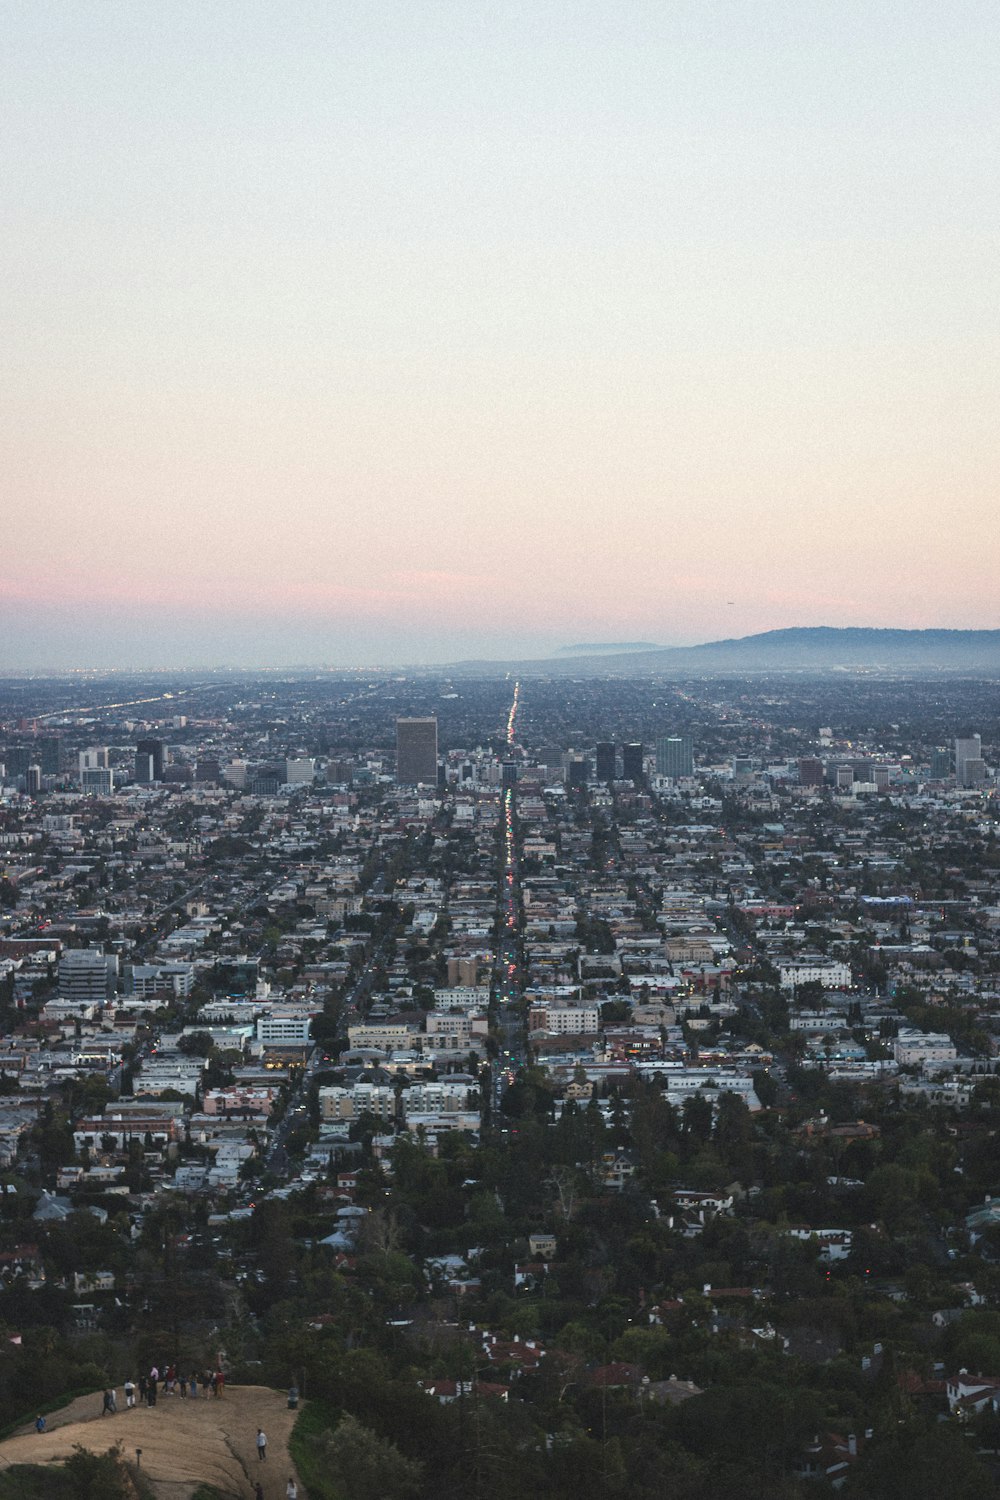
[3,3,999,667]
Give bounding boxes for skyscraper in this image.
[656,735,694,778]
[955,735,984,788]
[622,742,644,782]
[929,748,953,779]
[396,717,438,784]
[595,742,616,782]
[798,757,824,787]
[136,738,165,782]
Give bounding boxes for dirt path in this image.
[0,1384,303,1500]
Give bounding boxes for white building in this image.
[893,1028,957,1068]
[778,958,852,992]
[256,1015,312,1048]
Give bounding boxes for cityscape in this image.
[0,667,999,1496]
[5,2,1000,1496]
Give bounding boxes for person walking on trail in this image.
[124,1378,136,1409]
[101,1389,114,1416]
[256,1427,267,1461]
[189,1373,198,1399]
[255,1484,264,1500]
[34,1416,46,1434]
[215,1367,225,1397]
[286,1478,298,1500]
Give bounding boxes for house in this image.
[528,1232,557,1260]
[73,1270,115,1294]
[795,1431,864,1488]
[599,1151,637,1191]
[418,1379,509,1404]
[946,1372,1000,1416]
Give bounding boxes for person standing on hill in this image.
[256,1427,267,1461]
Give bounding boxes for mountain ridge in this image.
[451,627,1000,676]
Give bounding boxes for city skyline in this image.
[4,2,1000,670]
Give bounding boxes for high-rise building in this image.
[656,735,694,778]
[37,736,63,776]
[81,766,114,796]
[3,747,32,781]
[622,742,644,781]
[501,760,519,789]
[595,742,616,782]
[955,735,984,788]
[78,747,109,779]
[135,738,165,782]
[929,748,953,779]
[565,753,589,788]
[798,757,824,787]
[59,948,118,1004]
[396,717,438,784]
[284,758,316,785]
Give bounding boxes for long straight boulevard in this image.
[489,682,526,1125]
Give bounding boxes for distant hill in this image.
[453,628,1000,676]
[557,641,659,655]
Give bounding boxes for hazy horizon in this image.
[4,2,999,670]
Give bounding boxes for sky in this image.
[2,1,999,669]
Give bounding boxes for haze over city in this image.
[4,1,999,668]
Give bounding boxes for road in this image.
[488,687,528,1125]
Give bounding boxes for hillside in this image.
[455,627,1000,676]
[0,1385,301,1500]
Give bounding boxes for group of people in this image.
[36,1389,299,1495]
[97,1366,227,1413]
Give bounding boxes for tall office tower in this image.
[81,766,114,796]
[59,948,118,1004]
[565,753,589,788]
[135,738,165,782]
[3,747,32,781]
[396,717,438,784]
[284,758,316,784]
[501,760,519,789]
[37,736,63,776]
[929,748,953,779]
[26,764,42,794]
[595,742,616,782]
[622,742,644,781]
[955,735,984,788]
[655,735,694,778]
[78,747,109,779]
[798,757,824,787]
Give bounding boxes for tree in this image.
[313,1413,422,1500]
[63,1441,138,1500]
[841,1423,992,1500]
